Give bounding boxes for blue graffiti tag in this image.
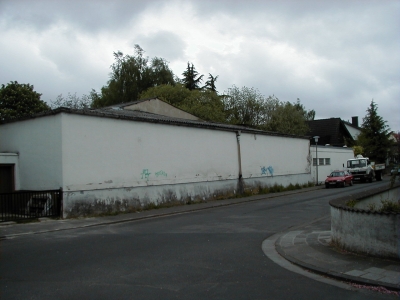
[261,166,268,175]
[261,166,274,177]
[141,169,151,180]
[267,166,274,177]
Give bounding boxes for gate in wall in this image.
[0,189,62,222]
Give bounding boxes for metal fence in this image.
[0,189,62,222]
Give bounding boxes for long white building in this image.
[0,98,352,218]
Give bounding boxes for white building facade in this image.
[0,108,313,218]
[310,145,354,184]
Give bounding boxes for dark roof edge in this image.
[0,107,310,140]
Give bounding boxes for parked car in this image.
[390,165,400,176]
[325,170,354,188]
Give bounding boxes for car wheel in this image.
[325,184,329,189]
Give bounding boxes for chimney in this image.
[352,116,359,127]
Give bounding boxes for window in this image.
[325,158,331,165]
[313,158,317,166]
[319,158,324,165]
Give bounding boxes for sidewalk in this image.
[275,216,400,291]
[1,185,399,290]
[0,186,323,238]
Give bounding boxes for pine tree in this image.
[357,100,393,163]
[182,63,203,90]
[204,73,218,92]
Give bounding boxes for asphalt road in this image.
[0,180,394,299]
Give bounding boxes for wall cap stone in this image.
[329,182,400,215]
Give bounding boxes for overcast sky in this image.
[1,0,399,131]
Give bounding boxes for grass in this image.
[368,200,400,213]
[346,199,358,208]
[236,181,314,198]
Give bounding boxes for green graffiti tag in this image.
[141,169,151,180]
[155,170,167,177]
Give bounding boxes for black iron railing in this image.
[0,189,62,222]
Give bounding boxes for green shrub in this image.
[379,200,400,213]
[364,200,400,213]
[346,199,358,208]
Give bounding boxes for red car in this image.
[325,170,353,188]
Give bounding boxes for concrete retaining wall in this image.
[354,187,400,210]
[330,185,400,260]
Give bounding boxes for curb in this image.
[275,235,400,291]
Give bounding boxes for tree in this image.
[263,101,310,135]
[178,89,226,123]
[0,81,49,120]
[204,73,218,92]
[50,92,92,109]
[139,84,226,123]
[222,85,268,126]
[182,62,203,90]
[139,83,192,107]
[294,98,315,121]
[150,57,175,87]
[393,132,400,163]
[222,85,312,134]
[357,100,393,163]
[92,45,175,108]
[352,145,363,157]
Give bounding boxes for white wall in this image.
[0,115,63,190]
[60,113,312,217]
[240,133,310,178]
[60,113,239,191]
[331,205,400,260]
[310,145,354,184]
[1,112,313,217]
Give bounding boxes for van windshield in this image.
[347,159,367,168]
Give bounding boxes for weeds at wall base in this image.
[345,199,358,208]
[68,181,315,219]
[221,182,314,200]
[367,200,400,213]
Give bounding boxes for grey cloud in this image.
[0,0,398,130]
[135,31,186,61]
[0,0,162,33]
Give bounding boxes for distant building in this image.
[307,117,361,147]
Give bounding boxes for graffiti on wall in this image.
[155,170,167,177]
[261,166,274,177]
[141,169,151,180]
[141,169,168,180]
